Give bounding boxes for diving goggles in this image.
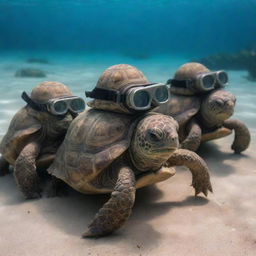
[22,92,86,115]
[168,70,228,92]
[85,83,170,111]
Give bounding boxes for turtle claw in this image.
[202,188,208,197]
[82,227,110,238]
[194,187,200,197]
[208,183,213,193]
[82,229,95,238]
[192,175,212,197]
[193,184,213,197]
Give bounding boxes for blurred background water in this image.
[0,0,255,138]
[1,0,256,56]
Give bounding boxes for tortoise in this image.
[47,110,213,238]
[0,81,85,199]
[47,64,212,237]
[156,62,251,153]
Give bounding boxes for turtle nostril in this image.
[225,100,234,108]
[170,136,178,145]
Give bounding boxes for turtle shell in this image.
[155,94,201,127]
[0,107,42,165]
[48,109,177,194]
[0,107,61,169]
[48,109,138,194]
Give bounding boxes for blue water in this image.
[0,0,256,57]
[0,0,255,139]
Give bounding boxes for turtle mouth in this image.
[215,108,234,119]
[151,147,177,154]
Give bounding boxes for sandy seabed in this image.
[0,52,255,256]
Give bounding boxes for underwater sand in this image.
[0,52,255,256]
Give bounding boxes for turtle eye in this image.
[147,130,163,142]
[215,99,223,107]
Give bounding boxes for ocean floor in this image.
[0,52,255,256]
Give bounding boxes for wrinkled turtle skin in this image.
[87,64,150,114]
[0,81,76,199]
[48,109,212,238]
[156,62,251,153]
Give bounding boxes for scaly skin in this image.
[83,166,135,237]
[223,119,251,153]
[167,149,213,196]
[181,118,202,151]
[0,155,10,176]
[14,141,41,199]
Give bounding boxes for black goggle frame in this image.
[85,83,169,111]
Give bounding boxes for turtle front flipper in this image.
[181,118,202,151]
[83,166,135,238]
[167,149,212,196]
[14,141,41,199]
[0,155,10,176]
[223,119,251,154]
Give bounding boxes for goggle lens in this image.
[133,90,151,108]
[53,101,68,114]
[155,86,169,102]
[202,75,215,89]
[218,72,228,84]
[70,98,85,112]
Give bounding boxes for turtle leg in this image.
[181,119,202,152]
[83,166,136,238]
[14,141,41,199]
[167,149,212,196]
[0,155,10,176]
[223,119,251,154]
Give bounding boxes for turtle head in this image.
[130,114,179,171]
[200,89,236,128]
[29,81,75,137]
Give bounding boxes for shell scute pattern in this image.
[0,107,42,164]
[97,64,148,90]
[49,109,135,184]
[84,111,131,150]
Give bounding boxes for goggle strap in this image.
[168,79,192,88]
[85,88,125,103]
[21,92,47,112]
